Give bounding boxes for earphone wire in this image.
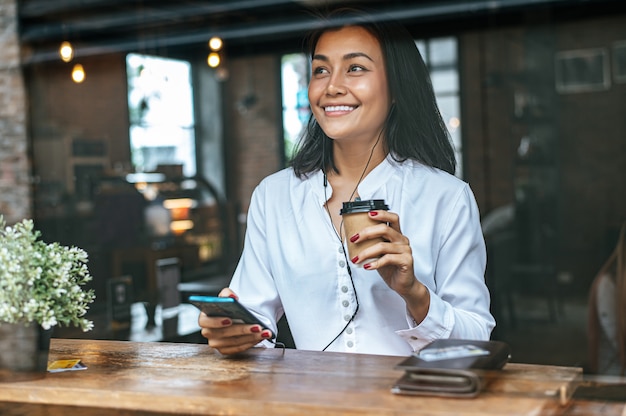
[320,131,383,351]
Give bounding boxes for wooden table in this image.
[0,339,624,415]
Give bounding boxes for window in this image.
[126,54,196,177]
[415,37,462,177]
[281,53,310,164]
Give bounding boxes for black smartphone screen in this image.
[189,295,267,327]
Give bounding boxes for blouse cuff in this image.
[395,287,454,352]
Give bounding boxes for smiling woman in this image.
[197,7,494,357]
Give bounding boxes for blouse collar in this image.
[309,154,399,206]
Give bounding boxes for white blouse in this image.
[229,155,495,356]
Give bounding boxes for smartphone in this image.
[189,295,271,333]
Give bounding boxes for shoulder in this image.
[387,158,478,221]
[391,157,469,194]
[253,167,313,200]
[258,167,296,188]
[258,167,307,192]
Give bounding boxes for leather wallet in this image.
[391,339,512,398]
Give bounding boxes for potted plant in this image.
[0,217,95,372]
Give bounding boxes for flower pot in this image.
[0,322,53,373]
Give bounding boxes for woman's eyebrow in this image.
[312,52,374,62]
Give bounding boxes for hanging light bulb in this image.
[208,36,223,51]
[59,41,74,62]
[71,64,85,83]
[207,52,221,68]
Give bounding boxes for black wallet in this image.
[391,339,512,398]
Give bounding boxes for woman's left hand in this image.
[349,210,430,323]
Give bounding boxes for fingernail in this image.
[351,256,359,264]
[369,211,378,216]
[364,263,372,270]
[221,319,231,325]
[228,294,238,299]
[261,331,272,338]
[350,234,359,243]
[251,326,261,333]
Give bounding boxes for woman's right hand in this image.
[197,288,273,355]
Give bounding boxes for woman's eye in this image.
[348,65,366,72]
[313,66,329,75]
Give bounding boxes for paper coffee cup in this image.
[340,199,389,266]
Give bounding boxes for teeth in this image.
[325,105,354,112]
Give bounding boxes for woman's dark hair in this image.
[290,8,456,177]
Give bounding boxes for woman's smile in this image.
[324,105,357,115]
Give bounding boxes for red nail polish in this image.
[350,234,359,243]
[221,319,231,325]
[363,263,372,269]
[369,211,378,216]
[261,331,272,338]
[228,294,238,299]
[351,256,359,264]
[251,326,261,333]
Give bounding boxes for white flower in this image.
[0,217,95,331]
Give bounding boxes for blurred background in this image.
[1,0,625,374]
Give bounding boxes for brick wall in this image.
[0,0,30,224]
[224,55,283,214]
[28,54,131,168]
[461,28,525,213]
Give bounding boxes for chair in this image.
[485,227,560,330]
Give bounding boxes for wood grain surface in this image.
[0,338,622,416]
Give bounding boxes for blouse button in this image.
[341,286,349,293]
[347,341,354,348]
[338,260,346,268]
[342,300,349,307]
[346,328,353,335]
[344,314,351,321]
[338,246,344,253]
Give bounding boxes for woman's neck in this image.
[323,140,387,237]
[330,140,387,183]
